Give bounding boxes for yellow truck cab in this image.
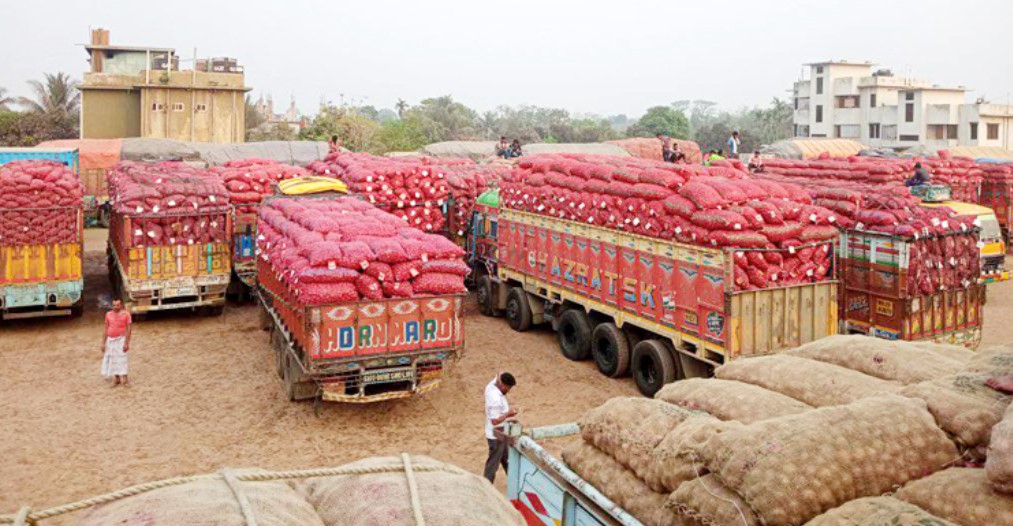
[921,200,1009,283]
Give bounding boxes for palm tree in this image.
[395,98,408,119]
[0,87,13,111]
[18,72,80,118]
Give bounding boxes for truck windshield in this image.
[979,216,1002,241]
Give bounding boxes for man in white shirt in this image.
[727,131,741,159]
[483,372,518,483]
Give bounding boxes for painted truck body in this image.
[0,149,84,319]
[0,208,84,319]
[232,209,258,288]
[507,424,642,526]
[470,202,838,396]
[107,211,231,314]
[257,257,465,403]
[839,230,984,347]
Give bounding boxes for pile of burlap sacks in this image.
[72,455,524,526]
[565,335,1013,525]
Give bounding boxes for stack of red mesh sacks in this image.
[757,173,980,296]
[107,161,230,247]
[306,152,450,234]
[761,155,983,201]
[210,158,309,214]
[500,153,839,291]
[0,160,83,246]
[444,163,511,242]
[980,163,1013,233]
[257,196,467,306]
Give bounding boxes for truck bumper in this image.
[0,280,83,317]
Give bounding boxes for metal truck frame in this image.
[468,202,838,396]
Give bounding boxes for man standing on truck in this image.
[101,299,133,387]
[484,372,518,483]
[657,133,673,162]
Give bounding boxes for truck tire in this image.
[271,328,286,379]
[558,309,592,361]
[506,287,532,332]
[592,323,630,378]
[283,352,317,401]
[632,340,677,397]
[476,274,497,317]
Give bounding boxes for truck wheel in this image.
[558,309,592,361]
[632,340,677,397]
[272,329,286,379]
[70,302,84,318]
[476,274,497,317]
[283,352,316,401]
[505,287,532,332]
[592,323,630,378]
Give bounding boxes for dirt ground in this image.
[1,230,1011,519]
[0,229,637,519]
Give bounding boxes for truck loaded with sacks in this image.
[0,156,84,319]
[255,184,467,403]
[106,161,232,315]
[509,336,1013,526]
[469,153,839,396]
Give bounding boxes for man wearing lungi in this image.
[101,299,133,387]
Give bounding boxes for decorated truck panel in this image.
[0,208,84,319]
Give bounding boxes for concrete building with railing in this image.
[79,28,250,143]
[792,61,1013,150]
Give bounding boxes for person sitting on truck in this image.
[670,142,687,163]
[484,372,518,483]
[101,299,133,388]
[509,139,523,158]
[748,150,765,173]
[327,135,342,153]
[496,136,510,158]
[905,163,932,187]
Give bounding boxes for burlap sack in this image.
[894,467,1013,526]
[561,442,676,526]
[802,497,956,526]
[964,345,1013,376]
[579,397,700,490]
[786,335,965,384]
[77,469,325,526]
[655,378,812,423]
[987,403,1013,493]
[900,373,1010,449]
[643,416,743,493]
[295,455,524,526]
[714,355,901,407]
[665,474,760,526]
[687,396,958,526]
[908,341,975,363]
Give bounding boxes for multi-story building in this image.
[253,94,303,134]
[79,28,251,143]
[792,61,1013,150]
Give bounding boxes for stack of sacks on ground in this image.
[210,158,308,214]
[982,162,1013,183]
[0,159,83,246]
[257,196,467,305]
[761,154,984,201]
[107,161,230,246]
[756,173,981,295]
[307,152,452,233]
[443,163,511,239]
[501,153,838,291]
[561,336,1013,526]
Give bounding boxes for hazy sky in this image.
[3,0,1011,118]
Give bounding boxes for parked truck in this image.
[0,149,84,319]
[468,191,839,396]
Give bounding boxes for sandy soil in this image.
[0,229,637,519]
[1,231,1011,519]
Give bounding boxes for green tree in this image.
[300,105,381,152]
[17,72,79,139]
[376,114,428,153]
[0,87,13,111]
[244,95,266,134]
[247,122,298,142]
[0,111,56,146]
[407,95,480,142]
[627,106,691,139]
[395,98,408,119]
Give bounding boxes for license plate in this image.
[362,367,414,384]
[165,286,197,298]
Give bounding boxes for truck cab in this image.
[920,200,1009,283]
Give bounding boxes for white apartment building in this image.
[792,61,1013,150]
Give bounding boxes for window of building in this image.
[815,105,823,123]
[928,125,959,140]
[816,66,824,74]
[988,123,1000,140]
[816,77,823,95]
[835,125,860,139]
[195,103,208,112]
[905,92,915,101]
[970,122,978,140]
[811,133,827,138]
[905,103,914,122]
[883,125,898,141]
[870,93,877,107]
[171,102,185,112]
[151,103,165,112]
[900,134,919,142]
[869,123,881,139]
[835,96,859,109]
[794,125,810,137]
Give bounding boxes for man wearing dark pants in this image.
[484,372,517,483]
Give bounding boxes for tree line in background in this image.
[262,95,794,155]
[0,71,792,154]
[0,73,80,146]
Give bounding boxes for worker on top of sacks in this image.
[657,133,674,162]
[905,162,932,187]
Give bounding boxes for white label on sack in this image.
[135,229,143,236]
[360,261,370,270]
[600,202,607,209]
[152,205,160,213]
[421,170,429,177]
[328,261,336,270]
[931,217,941,226]
[369,196,376,203]
[245,173,250,178]
[410,268,420,277]
[365,186,373,192]
[973,217,982,227]
[828,216,836,223]
[977,241,985,248]
[188,239,194,245]
[632,217,640,226]
[806,269,814,277]
[136,206,144,213]
[366,176,373,182]
[771,274,778,281]
[809,213,817,222]
[588,217,594,223]
[169,237,176,244]
[156,178,163,184]
[147,230,156,238]
[856,222,865,230]
[168,200,176,207]
[609,215,616,222]
[733,223,742,230]
[209,196,216,203]
[645,223,652,230]
[789,246,796,254]
[421,253,429,262]
[941,221,949,230]
[578,203,585,209]
[950,257,957,266]
[410,200,417,206]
